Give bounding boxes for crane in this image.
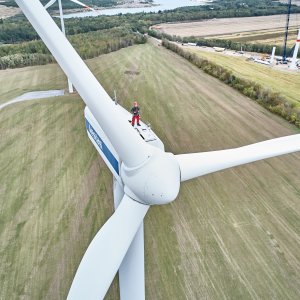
[282,0,292,63]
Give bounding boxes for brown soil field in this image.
[280,0,300,5]
[208,26,299,47]
[0,4,20,19]
[155,14,300,37]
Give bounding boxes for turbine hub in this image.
[121,149,181,205]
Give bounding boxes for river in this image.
[64,0,212,18]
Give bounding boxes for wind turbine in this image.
[44,0,95,93]
[290,28,300,70]
[15,1,300,299]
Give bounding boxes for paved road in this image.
[0,90,65,110]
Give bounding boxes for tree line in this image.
[147,30,297,57]
[0,27,146,69]
[162,39,300,128]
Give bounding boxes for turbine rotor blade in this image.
[16,0,151,168]
[119,224,145,300]
[176,134,300,181]
[44,0,57,9]
[69,0,96,11]
[67,194,149,300]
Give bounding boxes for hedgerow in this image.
[162,40,300,128]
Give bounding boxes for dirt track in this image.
[155,14,300,37]
[0,90,65,110]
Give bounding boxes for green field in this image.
[0,65,66,105]
[1,42,300,299]
[186,46,300,108]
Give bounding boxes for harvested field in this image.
[209,26,299,47]
[155,14,300,38]
[1,42,300,300]
[0,4,20,19]
[280,0,300,5]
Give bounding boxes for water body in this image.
[64,0,211,18]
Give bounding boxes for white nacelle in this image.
[114,104,164,150]
[85,106,122,184]
[84,104,165,193]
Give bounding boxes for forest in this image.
[1,0,118,9]
[0,27,146,69]
[1,0,299,44]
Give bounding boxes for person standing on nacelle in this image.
[131,101,141,126]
